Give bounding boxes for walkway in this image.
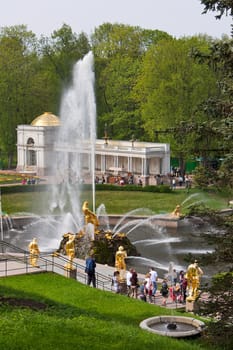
[0,252,185,310]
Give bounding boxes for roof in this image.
[31,112,60,127]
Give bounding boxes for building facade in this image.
[16,112,170,185]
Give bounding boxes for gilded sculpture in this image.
[28,238,40,267]
[64,233,76,270]
[82,201,99,231]
[115,246,127,281]
[185,260,203,301]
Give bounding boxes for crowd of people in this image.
[109,261,202,307]
[82,245,203,307]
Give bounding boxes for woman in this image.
[130,269,138,298]
[144,273,153,303]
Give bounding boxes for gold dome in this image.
[31,112,60,126]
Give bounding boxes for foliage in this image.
[92,23,171,139]
[199,272,233,350]
[217,153,233,188]
[96,184,172,193]
[40,24,91,83]
[192,165,217,189]
[134,36,218,173]
[201,0,233,20]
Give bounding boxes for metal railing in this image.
[0,240,112,291]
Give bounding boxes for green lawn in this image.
[1,186,230,216]
[0,273,211,350]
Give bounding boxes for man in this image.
[85,253,96,288]
[149,267,158,296]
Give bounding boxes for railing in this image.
[0,240,112,291]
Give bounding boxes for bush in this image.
[95,184,172,193]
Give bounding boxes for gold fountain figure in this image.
[171,204,181,217]
[64,233,76,270]
[185,260,203,301]
[28,238,40,267]
[82,201,99,231]
[115,246,127,281]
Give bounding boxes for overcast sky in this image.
[0,0,232,38]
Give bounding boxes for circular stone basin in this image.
[140,316,205,338]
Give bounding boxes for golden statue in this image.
[82,201,99,231]
[115,246,127,281]
[185,260,203,301]
[28,238,40,267]
[172,204,181,217]
[64,233,76,270]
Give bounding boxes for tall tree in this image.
[193,2,233,183]
[40,24,91,84]
[134,36,218,172]
[0,25,39,167]
[92,23,171,139]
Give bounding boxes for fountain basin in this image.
[140,315,205,338]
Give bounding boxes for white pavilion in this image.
[16,112,170,185]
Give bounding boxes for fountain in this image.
[49,51,97,230]
[3,53,219,283]
[140,316,205,338]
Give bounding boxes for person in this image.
[149,267,158,296]
[130,269,138,299]
[179,270,185,282]
[112,271,120,293]
[138,282,147,302]
[178,175,183,187]
[172,283,182,303]
[181,276,188,303]
[160,278,169,306]
[144,273,153,303]
[185,260,203,301]
[115,246,127,280]
[85,253,96,288]
[28,238,40,267]
[172,177,176,190]
[138,177,143,186]
[126,268,133,296]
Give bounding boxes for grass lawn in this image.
[0,273,211,350]
[0,186,230,216]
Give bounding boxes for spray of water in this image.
[112,208,153,234]
[49,51,96,232]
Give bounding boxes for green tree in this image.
[134,36,218,173]
[92,23,171,139]
[200,271,233,349]
[0,25,39,167]
[192,1,233,183]
[40,24,91,84]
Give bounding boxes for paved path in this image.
[0,253,185,310]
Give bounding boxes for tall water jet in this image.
[50,51,97,233]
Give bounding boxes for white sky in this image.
[0,0,232,38]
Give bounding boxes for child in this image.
[160,279,169,306]
[112,271,120,293]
